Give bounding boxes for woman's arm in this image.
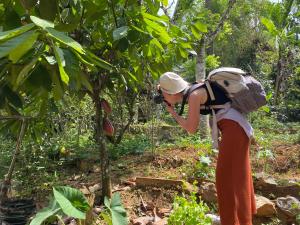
[166,89,207,134]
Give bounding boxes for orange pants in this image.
[216,119,257,225]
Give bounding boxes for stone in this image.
[206,214,221,225]
[198,182,217,203]
[276,196,300,217]
[255,195,276,217]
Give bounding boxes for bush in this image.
[168,192,212,225]
[108,134,151,159]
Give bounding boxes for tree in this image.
[260,0,300,104]
[0,0,193,200]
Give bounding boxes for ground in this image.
[26,139,299,224]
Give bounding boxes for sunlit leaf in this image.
[113,26,129,41]
[53,46,69,84]
[30,16,54,29]
[9,31,39,63]
[0,23,35,41]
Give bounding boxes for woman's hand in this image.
[165,103,176,116]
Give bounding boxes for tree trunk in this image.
[195,38,210,138]
[0,119,26,203]
[274,46,283,105]
[92,80,112,200]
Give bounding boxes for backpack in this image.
[179,67,267,149]
[179,67,267,116]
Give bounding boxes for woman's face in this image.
[162,91,182,105]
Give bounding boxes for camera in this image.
[153,89,164,104]
[153,89,171,106]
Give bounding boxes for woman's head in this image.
[158,72,189,105]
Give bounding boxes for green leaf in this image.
[0,31,36,60]
[261,17,279,36]
[15,56,39,87]
[45,27,84,54]
[9,31,39,63]
[113,26,129,41]
[53,186,90,219]
[0,23,35,42]
[193,21,208,33]
[144,18,171,44]
[29,200,61,225]
[53,46,69,84]
[162,0,168,7]
[105,193,128,225]
[84,50,113,71]
[141,12,169,22]
[51,69,64,100]
[101,211,113,225]
[150,38,164,51]
[191,26,201,39]
[30,16,54,29]
[178,47,188,58]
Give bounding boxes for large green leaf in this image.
[105,193,128,225]
[113,26,129,41]
[62,49,82,90]
[51,69,64,100]
[144,18,171,44]
[53,186,90,219]
[45,27,84,54]
[9,31,39,63]
[29,200,61,225]
[30,15,54,29]
[15,56,39,87]
[193,21,208,33]
[261,17,279,36]
[0,31,37,60]
[141,12,169,22]
[53,46,69,84]
[84,50,113,71]
[0,23,35,42]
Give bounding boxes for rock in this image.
[255,195,276,217]
[254,174,300,199]
[206,214,221,225]
[255,173,278,186]
[276,196,300,217]
[198,182,217,203]
[89,183,101,193]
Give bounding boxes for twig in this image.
[138,193,147,211]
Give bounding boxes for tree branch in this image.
[206,0,237,45]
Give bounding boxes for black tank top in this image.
[200,81,231,115]
[179,82,231,116]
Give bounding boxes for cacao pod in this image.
[103,118,114,136]
[101,98,112,114]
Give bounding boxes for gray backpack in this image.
[206,67,267,114]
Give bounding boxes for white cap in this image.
[159,72,189,94]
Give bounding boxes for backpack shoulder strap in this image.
[178,83,205,116]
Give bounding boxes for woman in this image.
[158,72,257,225]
